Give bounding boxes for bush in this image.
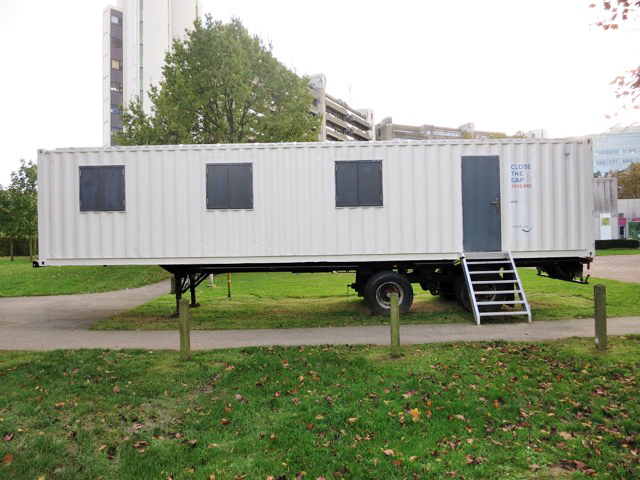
[595,239,640,249]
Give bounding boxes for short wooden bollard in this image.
[594,284,607,351]
[390,292,401,357]
[179,298,192,361]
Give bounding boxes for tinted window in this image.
[206,163,253,209]
[335,160,382,207]
[79,166,125,212]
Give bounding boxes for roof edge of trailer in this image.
[38,137,592,155]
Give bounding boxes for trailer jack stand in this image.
[173,272,210,315]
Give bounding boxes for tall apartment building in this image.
[102,1,202,145]
[309,74,375,142]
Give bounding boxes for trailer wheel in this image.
[454,275,472,311]
[454,274,506,312]
[364,271,413,315]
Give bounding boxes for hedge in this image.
[595,239,640,250]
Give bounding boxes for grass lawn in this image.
[0,257,170,297]
[1,337,639,478]
[596,248,640,256]
[94,268,640,330]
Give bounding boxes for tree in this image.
[615,162,640,198]
[591,1,640,109]
[117,17,320,146]
[0,160,38,260]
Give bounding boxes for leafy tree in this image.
[615,162,640,198]
[117,17,319,145]
[0,160,38,260]
[591,1,640,109]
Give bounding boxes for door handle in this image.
[491,198,500,210]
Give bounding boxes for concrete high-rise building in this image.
[103,1,202,145]
[308,74,374,142]
[375,117,503,141]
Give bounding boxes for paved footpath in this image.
[0,316,639,351]
[0,255,638,351]
[587,254,640,283]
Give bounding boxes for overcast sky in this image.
[1,0,638,186]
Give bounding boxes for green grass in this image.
[596,248,640,256]
[1,337,639,478]
[95,269,640,330]
[0,257,170,297]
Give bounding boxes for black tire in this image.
[454,274,507,312]
[454,275,472,311]
[364,271,413,315]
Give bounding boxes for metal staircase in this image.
[461,251,531,325]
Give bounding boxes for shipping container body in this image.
[37,139,594,269]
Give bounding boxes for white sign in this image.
[509,161,534,240]
[600,213,612,240]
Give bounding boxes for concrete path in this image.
[0,280,171,331]
[1,314,639,351]
[588,254,640,283]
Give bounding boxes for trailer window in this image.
[79,166,125,212]
[335,160,382,207]
[206,163,253,209]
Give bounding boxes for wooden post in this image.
[594,284,607,351]
[179,298,192,361]
[390,292,401,357]
[227,273,232,298]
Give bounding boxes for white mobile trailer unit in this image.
[37,139,594,316]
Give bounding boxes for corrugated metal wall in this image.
[37,139,594,266]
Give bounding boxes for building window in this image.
[110,82,123,93]
[111,104,122,115]
[335,160,383,207]
[206,163,253,209]
[79,166,125,212]
[110,36,122,49]
[111,59,122,71]
[111,14,121,25]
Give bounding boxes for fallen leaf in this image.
[133,440,148,449]
[402,390,416,399]
[220,418,230,426]
[529,464,540,472]
[347,417,358,424]
[97,444,108,452]
[4,433,13,442]
[3,453,13,465]
[409,408,420,422]
[559,432,573,440]
[54,402,65,409]
[112,386,121,394]
[224,405,233,414]
[382,449,395,456]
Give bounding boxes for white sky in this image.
[0,0,639,186]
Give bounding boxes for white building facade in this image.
[102,0,202,145]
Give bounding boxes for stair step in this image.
[465,260,511,265]
[476,300,526,306]
[462,251,531,325]
[479,290,521,295]
[477,311,530,317]
[471,280,516,285]
[469,270,515,275]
